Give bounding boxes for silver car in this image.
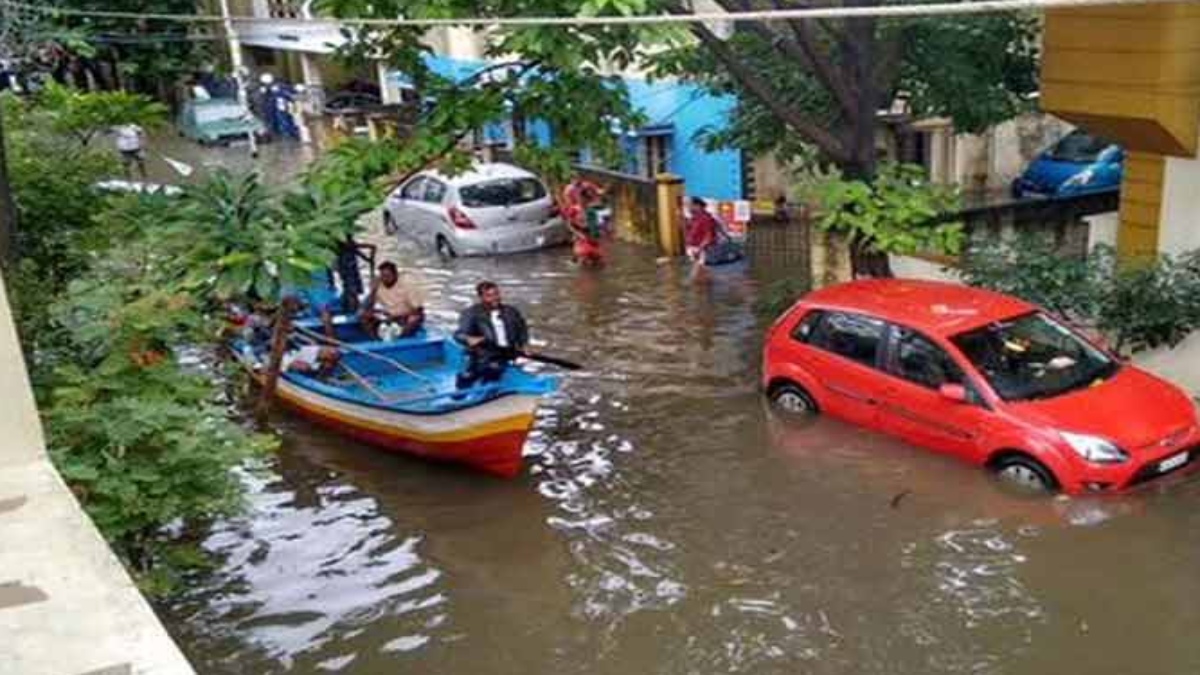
[382,163,570,257]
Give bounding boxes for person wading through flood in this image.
[454,281,529,389]
[562,175,607,267]
[685,196,719,269]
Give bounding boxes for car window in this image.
[890,327,965,390]
[459,178,547,207]
[423,179,447,203]
[1047,130,1113,163]
[951,311,1118,402]
[400,177,426,200]
[790,310,825,343]
[194,103,249,124]
[808,311,884,368]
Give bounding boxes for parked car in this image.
[1011,129,1123,198]
[177,98,266,146]
[762,279,1200,494]
[382,163,570,257]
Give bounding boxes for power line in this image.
[3,0,1198,28]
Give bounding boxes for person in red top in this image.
[685,197,719,266]
[562,176,606,266]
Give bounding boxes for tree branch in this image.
[687,21,849,164]
[764,0,859,120]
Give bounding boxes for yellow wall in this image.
[1041,3,1200,260]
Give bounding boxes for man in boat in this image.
[361,261,425,340]
[454,280,529,389]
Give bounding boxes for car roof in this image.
[801,278,1035,337]
[421,162,539,187]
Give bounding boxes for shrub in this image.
[960,236,1200,355]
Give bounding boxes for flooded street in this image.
[155,144,1200,675]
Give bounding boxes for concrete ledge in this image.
[0,273,193,675]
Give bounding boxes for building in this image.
[217,1,746,199]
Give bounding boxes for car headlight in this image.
[1061,431,1129,464]
[1063,168,1096,188]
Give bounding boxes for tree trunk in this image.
[841,2,892,279]
[256,298,297,423]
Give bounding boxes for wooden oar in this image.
[522,351,583,371]
[292,332,429,404]
[292,324,438,391]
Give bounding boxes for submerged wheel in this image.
[383,211,397,235]
[992,454,1057,493]
[436,236,456,259]
[769,382,818,415]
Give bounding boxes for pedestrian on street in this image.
[562,175,607,267]
[685,197,719,268]
[113,122,147,180]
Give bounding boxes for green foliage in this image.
[651,10,1039,163]
[37,81,167,146]
[896,12,1040,134]
[4,89,358,594]
[960,236,1200,355]
[163,171,362,304]
[756,276,812,320]
[812,163,965,257]
[319,0,650,178]
[958,233,1101,320]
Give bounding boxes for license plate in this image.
[1159,451,1189,473]
[228,139,249,147]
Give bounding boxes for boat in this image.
[235,316,558,478]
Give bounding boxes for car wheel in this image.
[436,236,457,259]
[992,454,1058,493]
[383,211,397,235]
[769,382,819,415]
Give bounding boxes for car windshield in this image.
[1047,131,1112,163]
[459,178,546,207]
[950,312,1119,402]
[195,103,249,124]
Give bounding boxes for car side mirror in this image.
[939,383,968,403]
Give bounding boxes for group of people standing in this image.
[559,175,734,270]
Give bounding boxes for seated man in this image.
[361,261,425,340]
[282,344,340,376]
[453,280,529,389]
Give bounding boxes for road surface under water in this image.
[155,162,1200,675]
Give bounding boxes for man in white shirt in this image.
[453,281,529,388]
[113,123,147,179]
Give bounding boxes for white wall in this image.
[1159,142,1200,257]
[1085,211,1119,251]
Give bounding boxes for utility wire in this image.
[3,0,1198,28]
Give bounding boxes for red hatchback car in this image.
[762,279,1200,494]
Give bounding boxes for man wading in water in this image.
[453,281,529,388]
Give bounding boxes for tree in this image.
[319,0,666,186]
[653,3,1039,274]
[37,81,167,146]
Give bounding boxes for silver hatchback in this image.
[382,163,570,257]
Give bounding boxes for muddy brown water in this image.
[150,143,1200,675]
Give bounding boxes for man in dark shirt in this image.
[454,281,530,389]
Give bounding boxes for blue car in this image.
[1011,129,1123,198]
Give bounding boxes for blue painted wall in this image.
[390,57,743,200]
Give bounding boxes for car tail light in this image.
[548,204,561,218]
[448,206,476,229]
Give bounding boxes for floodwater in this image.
[157,144,1200,675]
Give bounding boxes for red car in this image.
[762,279,1200,494]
